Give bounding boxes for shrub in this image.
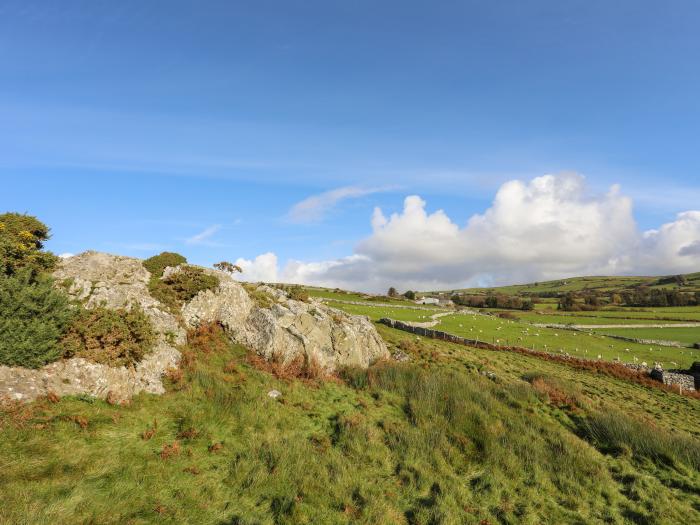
[149,266,219,312]
[0,212,59,276]
[143,252,187,278]
[286,285,309,303]
[60,305,156,367]
[242,283,275,309]
[0,270,75,368]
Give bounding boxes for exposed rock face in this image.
[1,251,388,403]
[182,275,389,372]
[54,251,185,344]
[0,342,180,403]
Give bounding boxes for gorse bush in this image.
[0,212,59,276]
[0,270,75,368]
[60,305,156,367]
[143,252,187,278]
[149,266,219,312]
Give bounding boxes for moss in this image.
[243,283,275,309]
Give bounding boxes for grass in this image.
[508,311,698,325]
[304,286,411,305]
[2,322,699,524]
[434,312,700,368]
[447,272,700,296]
[324,301,443,323]
[594,327,700,348]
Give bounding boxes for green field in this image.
[594,327,700,347]
[324,301,441,323]
[435,313,700,368]
[507,311,698,325]
[304,287,410,304]
[324,300,700,369]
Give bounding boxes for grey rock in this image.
[54,251,185,345]
[0,342,180,403]
[182,275,389,372]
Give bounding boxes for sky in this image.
[1,1,699,292]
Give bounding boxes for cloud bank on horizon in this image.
[234,173,700,293]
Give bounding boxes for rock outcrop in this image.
[54,251,185,344]
[181,271,388,371]
[0,341,180,403]
[1,251,388,403]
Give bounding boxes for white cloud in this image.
[185,224,222,246]
[239,173,700,292]
[233,252,279,282]
[58,252,74,259]
[287,186,391,223]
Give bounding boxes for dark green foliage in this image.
[0,212,59,276]
[143,252,187,278]
[60,305,156,368]
[149,266,219,312]
[0,270,74,368]
[579,410,700,471]
[403,290,416,300]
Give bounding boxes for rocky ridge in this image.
[0,251,388,403]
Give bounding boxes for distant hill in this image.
[436,271,700,296]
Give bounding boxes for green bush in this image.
[143,252,187,278]
[0,212,59,276]
[0,270,75,368]
[149,266,219,312]
[61,305,156,368]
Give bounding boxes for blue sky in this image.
[1,1,699,290]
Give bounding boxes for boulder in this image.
[182,277,389,372]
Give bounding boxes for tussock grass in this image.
[579,411,700,472]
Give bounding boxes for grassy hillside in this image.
[446,271,700,296]
[2,323,699,524]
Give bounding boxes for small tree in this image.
[387,287,398,297]
[404,290,416,300]
[214,261,243,274]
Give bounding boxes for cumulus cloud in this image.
[238,174,700,292]
[287,186,391,224]
[233,252,280,282]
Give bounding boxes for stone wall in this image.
[650,368,698,392]
[379,318,699,391]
